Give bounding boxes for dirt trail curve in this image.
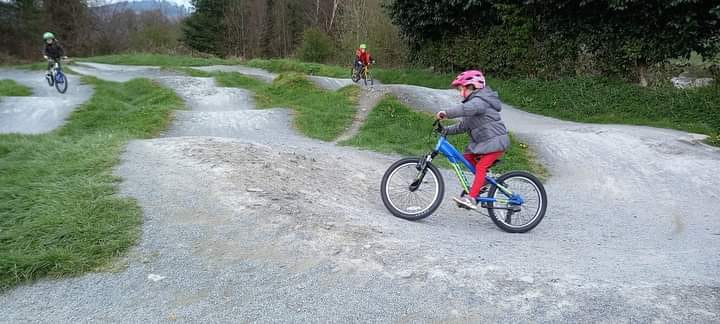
[0,69,92,134]
[1,62,718,322]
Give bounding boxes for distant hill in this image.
[95,1,191,18]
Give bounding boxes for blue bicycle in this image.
[380,120,547,233]
[45,59,68,94]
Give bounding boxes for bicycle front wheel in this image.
[487,171,547,233]
[55,72,68,94]
[380,158,444,221]
[351,68,360,83]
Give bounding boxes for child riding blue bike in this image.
[435,70,509,210]
[42,32,67,79]
[380,70,547,233]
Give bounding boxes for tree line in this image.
[1,0,184,63]
[183,0,720,81]
[2,0,718,83]
[387,0,720,82]
[182,0,406,66]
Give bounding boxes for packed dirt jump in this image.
[1,62,718,322]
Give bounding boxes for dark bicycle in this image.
[45,59,68,94]
[351,60,374,86]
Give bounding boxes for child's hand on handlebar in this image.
[435,111,447,120]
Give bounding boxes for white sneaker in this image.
[453,196,478,210]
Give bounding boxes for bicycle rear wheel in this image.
[380,157,444,221]
[55,72,68,94]
[487,171,547,233]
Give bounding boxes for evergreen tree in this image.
[182,0,226,55]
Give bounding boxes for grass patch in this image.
[341,96,544,176]
[10,62,49,71]
[5,61,78,75]
[492,77,720,143]
[374,68,454,89]
[244,59,457,89]
[0,79,32,96]
[245,58,348,78]
[242,58,454,88]
[0,76,182,290]
[214,71,268,91]
[160,66,213,78]
[215,72,359,141]
[82,53,241,67]
[706,134,720,146]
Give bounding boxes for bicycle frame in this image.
[52,61,64,79]
[432,135,524,206]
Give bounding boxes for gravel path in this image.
[333,89,384,143]
[0,68,92,134]
[1,63,718,323]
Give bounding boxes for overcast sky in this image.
[0,0,193,7]
[108,0,192,7]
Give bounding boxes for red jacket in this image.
[355,49,371,65]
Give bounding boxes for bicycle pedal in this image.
[455,201,471,210]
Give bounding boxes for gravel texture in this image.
[1,63,718,323]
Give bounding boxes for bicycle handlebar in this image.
[432,120,446,135]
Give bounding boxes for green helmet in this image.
[43,32,55,40]
[359,44,367,49]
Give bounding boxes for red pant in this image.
[463,151,504,198]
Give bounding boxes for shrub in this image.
[298,28,334,64]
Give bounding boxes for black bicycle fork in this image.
[409,151,438,192]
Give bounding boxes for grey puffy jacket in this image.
[444,87,510,154]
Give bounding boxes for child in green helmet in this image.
[354,43,373,72]
[42,32,67,77]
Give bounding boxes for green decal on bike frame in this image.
[495,198,510,204]
[495,183,514,196]
[451,163,471,194]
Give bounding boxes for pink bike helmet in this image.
[450,70,485,89]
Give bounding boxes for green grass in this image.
[6,61,78,76]
[160,66,213,77]
[10,62,49,71]
[491,77,720,144]
[374,68,454,88]
[245,58,348,78]
[82,53,241,67]
[215,72,359,141]
[214,71,268,91]
[244,58,453,88]
[0,76,182,290]
[243,58,454,88]
[0,79,32,96]
[341,96,545,176]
